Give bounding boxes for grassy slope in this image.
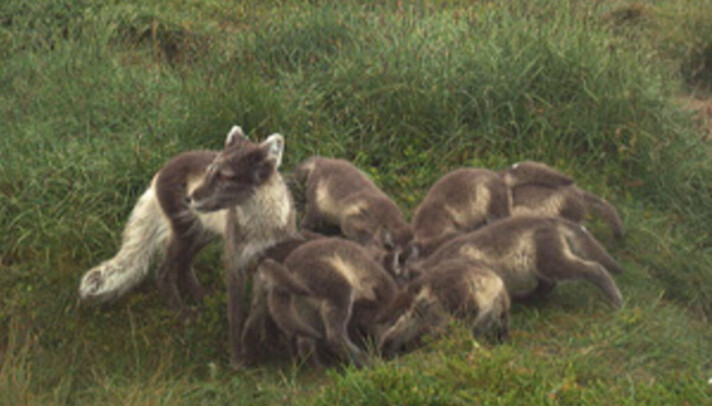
[1,0,711,404]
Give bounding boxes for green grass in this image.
[1,0,712,404]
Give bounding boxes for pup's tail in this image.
[79,186,170,303]
[581,190,625,240]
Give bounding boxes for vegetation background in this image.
[1,0,711,404]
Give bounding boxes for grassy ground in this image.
[1,0,711,404]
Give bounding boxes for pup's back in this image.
[412,168,510,256]
[296,156,413,269]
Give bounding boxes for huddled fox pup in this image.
[294,156,415,274]
[412,216,624,308]
[256,237,399,367]
[411,161,624,257]
[411,168,512,258]
[378,259,511,356]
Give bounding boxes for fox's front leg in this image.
[227,267,251,369]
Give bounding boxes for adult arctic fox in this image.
[78,126,296,321]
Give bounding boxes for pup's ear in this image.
[225,125,246,148]
[262,133,284,168]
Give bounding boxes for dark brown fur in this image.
[239,230,327,364]
[411,168,511,258]
[294,156,414,275]
[415,216,624,308]
[258,237,398,367]
[152,150,219,312]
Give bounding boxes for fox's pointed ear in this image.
[262,133,284,168]
[225,125,245,148]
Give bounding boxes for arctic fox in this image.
[78,126,295,320]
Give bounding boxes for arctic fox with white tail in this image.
[78,126,295,319]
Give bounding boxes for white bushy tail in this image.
[79,186,170,303]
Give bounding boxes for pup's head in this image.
[501,161,574,188]
[362,224,419,285]
[189,125,284,212]
[376,285,446,357]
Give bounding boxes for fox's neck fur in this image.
[225,174,297,269]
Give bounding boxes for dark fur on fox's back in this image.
[150,150,220,309]
[295,156,413,260]
[411,168,511,257]
[282,237,397,306]
[417,216,623,308]
[240,230,329,363]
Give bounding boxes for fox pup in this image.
[378,259,510,356]
[294,156,414,275]
[411,168,511,258]
[258,237,398,367]
[414,216,624,308]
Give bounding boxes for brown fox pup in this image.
[415,216,624,308]
[236,230,327,365]
[378,259,511,356]
[294,156,414,275]
[257,237,398,367]
[411,169,511,258]
[502,162,625,239]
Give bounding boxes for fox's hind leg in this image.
[535,228,623,308]
[157,234,201,317]
[321,299,369,367]
[176,234,214,303]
